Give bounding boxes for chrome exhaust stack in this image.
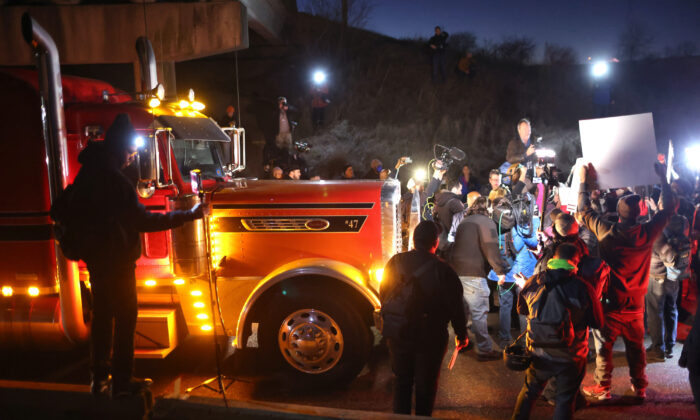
[21,13,89,345]
[135,36,158,92]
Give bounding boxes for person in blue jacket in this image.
[489,211,540,348]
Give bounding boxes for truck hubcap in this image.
[278,308,344,374]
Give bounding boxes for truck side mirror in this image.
[221,127,246,176]
[135,134,157,198]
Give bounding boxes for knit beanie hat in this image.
[104,113,136,154]
[554,213,579,237]
[617,194,642,222]
[413,221,440,250]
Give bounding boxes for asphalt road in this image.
[2,312,697,419]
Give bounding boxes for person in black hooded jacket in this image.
[72,114,204,398]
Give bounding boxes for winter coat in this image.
[488,218,540,283]
[578,181,674,313]
[518,268,603,363]
[72,141,196,267]
[380,248,467,343]
[448,213,508,278]
[506,137,535,165]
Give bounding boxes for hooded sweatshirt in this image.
[577,180,673,313]
[72,141,196,266]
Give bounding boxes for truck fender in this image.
[234,258,380,349]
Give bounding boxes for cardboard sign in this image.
[578,113,658,190]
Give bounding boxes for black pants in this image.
[88,262,138,391]
[312,107,325,129]
[512,356,586,420]
[690,370,700,416]
[388,337,448,416]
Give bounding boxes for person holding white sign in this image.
[577,162,675,401]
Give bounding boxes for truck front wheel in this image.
[260,292,372,387]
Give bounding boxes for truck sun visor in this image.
[157,116,230,142]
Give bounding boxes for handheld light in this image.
[414,168,427,182]
[685,145,700,171]
[133,135,145,148]
[313,70,327,85]
[591,61,609,78]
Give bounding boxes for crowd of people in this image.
[378,116,700,419]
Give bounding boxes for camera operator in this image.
[481,169,503,198]
[262,96,298,174]
[426,163,464,253]
[506,118,537,167]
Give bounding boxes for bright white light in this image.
[536,148,556,158]
[312,70,327,85]
[414,168,427,182]
[134,135,145,148]
[686,145,700,171]
[592,61,609,78]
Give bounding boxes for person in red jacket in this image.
[578,162,674,401]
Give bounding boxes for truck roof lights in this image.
[188,88,195,102]
[148,98,161,108]
[191,101,205,111]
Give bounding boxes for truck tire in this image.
[259,291,372,388]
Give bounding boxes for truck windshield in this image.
[172,139,225,180]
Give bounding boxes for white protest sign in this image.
[578,113,658,190]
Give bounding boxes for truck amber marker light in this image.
[173,279,185,285]
[191,290,203,297]
[194,302,205,308]
[145,279,156,287]
[201,325,213,331]
[196,313,208,320]
[28,287,39,297]
[2,286,12,297]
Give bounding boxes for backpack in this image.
[380,259,435,341]
[666,235,692,281]
[527,276,575,349]
[49,184,88,261]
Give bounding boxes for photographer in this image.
[487,194,540,349]
[426,163,464,252]
[506,118,537,166]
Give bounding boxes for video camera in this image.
[293,140,312,153]
[433,144,466,171]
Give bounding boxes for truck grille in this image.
[241,218,330,232]
[380,180,402,263]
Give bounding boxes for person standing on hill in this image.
[429,26,449,83]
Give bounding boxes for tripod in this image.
[185,198,234,406]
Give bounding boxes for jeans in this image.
[498,283,527,343]
[512,357,586,420]
[431,51,446,83]
[646,276,679,353]
[388,337,448,416]
[88,262,138,391]
[592,311,648,389]
[460,276,493,353]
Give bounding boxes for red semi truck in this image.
[0,15,400,384]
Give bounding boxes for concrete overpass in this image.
[0,0,289,92]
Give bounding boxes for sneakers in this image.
[582,384,611,401]
[665,348,674,359]
[477,349,502,361]
[630,385,646,400]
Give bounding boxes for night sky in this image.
[360,0,700,62]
